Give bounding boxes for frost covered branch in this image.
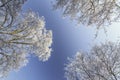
[65,42,120,80]
[54,0,120,28]
[0,0,53,77]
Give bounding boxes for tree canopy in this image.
[53,0,120,28]
[0,0,53,77]
[65,42,120,80]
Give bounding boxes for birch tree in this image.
[53,0,120,28]
[0,0,53,77]
[65,42,120,80]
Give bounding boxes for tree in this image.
[0,0,53,77]
[0,0,26,28]
[65,42,120,80]
[53,0,120,28]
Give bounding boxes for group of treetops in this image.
[0,0,120,80]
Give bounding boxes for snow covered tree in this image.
[65,42,120,80]
[53,0,120,28]
[0,0,53,77]
[0,0,26,28]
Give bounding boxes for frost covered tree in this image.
[53,0,120,28]
[65,42,120,80]
[0,0,52,77]
[0,0,26,27]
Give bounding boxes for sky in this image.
[2,0,120,80]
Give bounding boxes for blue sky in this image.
[3,0,120,80]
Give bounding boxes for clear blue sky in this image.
[3,0,120,80]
